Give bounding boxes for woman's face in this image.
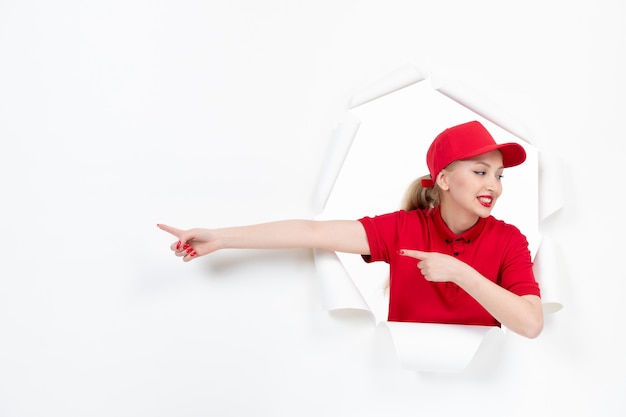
[438,150,504,231]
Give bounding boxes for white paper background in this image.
[1,1,625,416]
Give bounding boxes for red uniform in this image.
[358,205,541,326]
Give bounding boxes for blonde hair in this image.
[400,174,441,211]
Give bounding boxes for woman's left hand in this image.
[399,249,471,284]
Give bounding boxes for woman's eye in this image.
[497,174,504,180]
[473,171,486,176]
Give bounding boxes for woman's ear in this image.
[436,170,450,191]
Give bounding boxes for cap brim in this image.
[461,142,526,168]
[497,142,527,168]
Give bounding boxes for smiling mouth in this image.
[478,196,493,207]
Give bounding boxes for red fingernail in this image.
[183,244,189,249]
[398,250,405,255]
[176,241,181,249]
[186,248,193,253]
[190,251,197,257]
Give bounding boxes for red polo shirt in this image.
[358,206,541,326]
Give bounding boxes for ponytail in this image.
[400,174,440,211]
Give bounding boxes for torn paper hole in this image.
[313,62,564,372]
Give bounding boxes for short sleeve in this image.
[358,212,402,264]
[499,226,541,298]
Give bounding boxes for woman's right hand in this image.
[157,224,218,262]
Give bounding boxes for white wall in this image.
[1,1,624,416]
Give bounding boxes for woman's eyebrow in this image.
[473,161,505,170]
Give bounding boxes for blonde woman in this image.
[158,121,543,338]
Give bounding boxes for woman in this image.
[158,121,543,339]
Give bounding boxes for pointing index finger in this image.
[157,223,183,238]
[399,249,427,260]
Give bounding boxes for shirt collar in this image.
[430,205,486,244]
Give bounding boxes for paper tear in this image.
[431,73,532,144]
[384,321,504,373]
[314,62,565,372]
[538,151,565,222]
[312,113,361,215]
[533,236,565,314]
[313,249,372,315]
[349,62,427,109]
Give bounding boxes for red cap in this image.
[425,121,526,186]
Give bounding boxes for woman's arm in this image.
[455,271,543,338]
[400,249,544,338]
[157,220,371,262]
